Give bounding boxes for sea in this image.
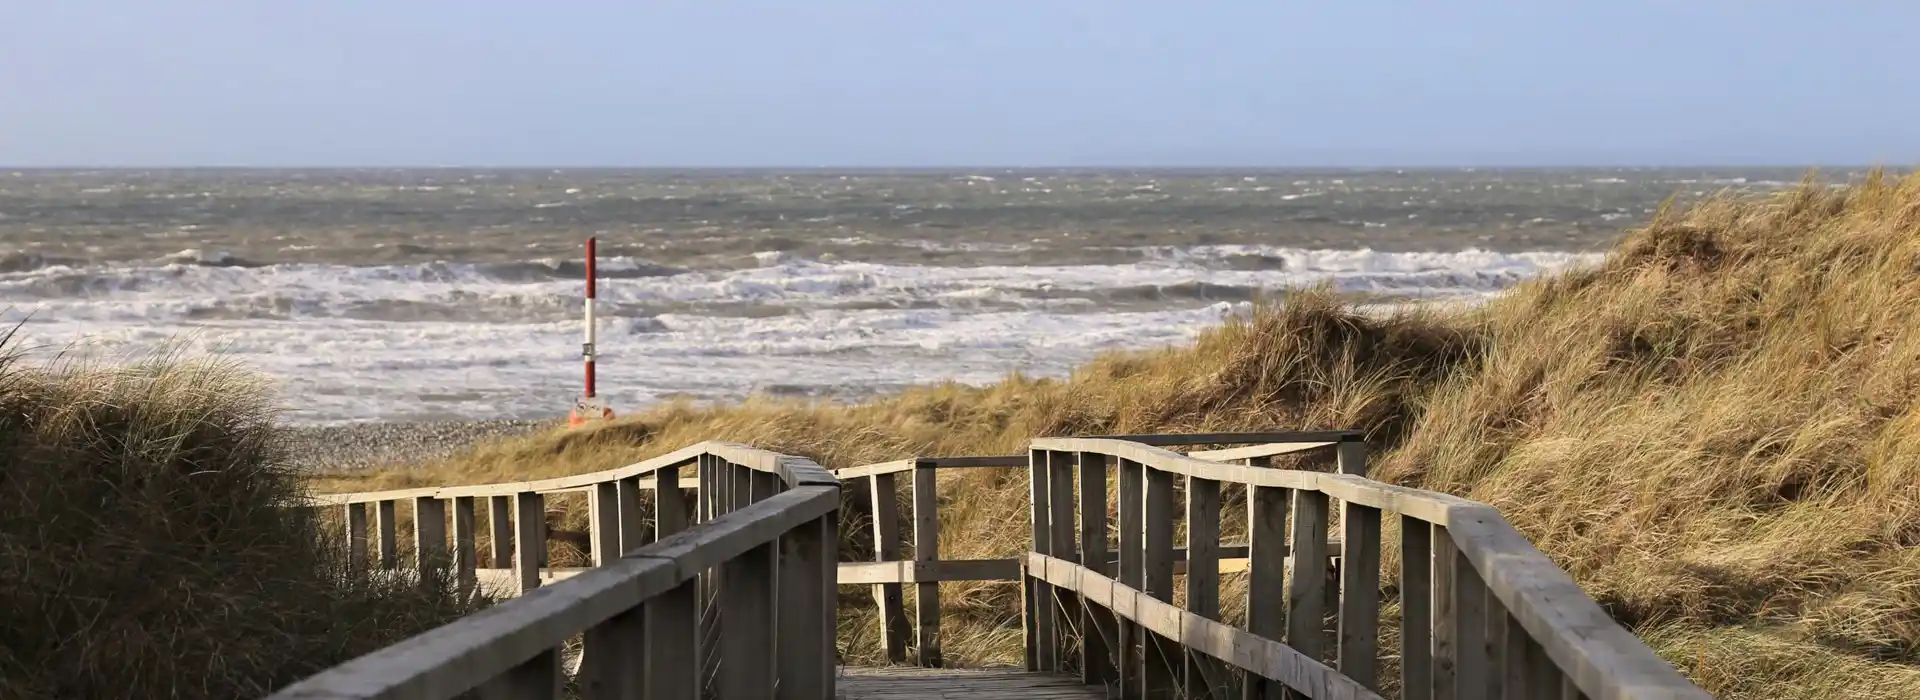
[0,167,1854,425]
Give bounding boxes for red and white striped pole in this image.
[583,236,597,399]
[570,236,613,426]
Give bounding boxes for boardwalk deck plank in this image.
[839,666,1106,700]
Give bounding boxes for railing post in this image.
[578,604,647,698]
[645,578,699,700]
[375,499,398,570]
[1185,476,1225,700]
[344,502,368,576]
[778,514,835,700]
[1142,466,1177,700]
[410,496,445,584]
[1431,525,1458,700]
[911,460,942,667]
[1454,545,1495,700]
[474,648,560,700]
[1079,452,1119,691]
[869,471,910,664]
[1024,448,1054,672]
[617,475,646,554]
[1117,457,1145,699]
[657,463,689,536]
[514,491,545,594]
[1337,438,1382,691]
[719,540,777,700]
[1244,485,1289,700]
[489,495,513,569]
[1047,450,1079,673]
[591,481,620,567]
[1286,485,1331,684]
[452,496,478,592]
[1400,515,1434,700]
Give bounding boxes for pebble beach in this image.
[277,419,560,472]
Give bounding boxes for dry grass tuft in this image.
[320,171,1920,698]
[0,342,481,700]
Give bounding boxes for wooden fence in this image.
[269,442,840,700]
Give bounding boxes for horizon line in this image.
[1,163,1906,171]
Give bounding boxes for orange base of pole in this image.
[568,397,615,428]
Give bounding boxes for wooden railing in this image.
[271,442,840,700]
[1021,436,1711,700]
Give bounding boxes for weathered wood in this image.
[452,496,477,589]
[514,491,545,594]
[1026,449,1055,672]
[1142,466,1177,700]
[719,541,777,700]
[617,475,646,554]
[657,465,689,537]
[1245,484,1289,700]
[489,495,513,569]
[1027,553,1385,700]
[779,515,834,700]
[414,497,447,586]
[1186,475,1226,700]
[1287,488,1331,668]
[1338,501,1382,690]
[472,647,560,700]
[1187,441,1338,463]
[839,666,1108,700]
[912,461,942,667]
[376,499,398,570]
[1047,450,1078,673]
[1075,431,1362,447]
[591,481,620,567]
[869,471,910,664]
[577,605,645,699]
[345,502,368,575]
[1431,525,1458,700]
[646,579,700,700]
[1454,548,1494,700]
[1117,458,1145,699]
[1400,515,1434,700]
[1078,452,1118,690]
[836,559,1019,584]
[1501,610,1527,700]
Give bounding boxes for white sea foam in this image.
[0,247,1602,424]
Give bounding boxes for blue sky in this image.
[3,1,1915,167]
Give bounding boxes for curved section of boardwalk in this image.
[278,431,1712,700]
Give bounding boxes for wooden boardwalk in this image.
[841,666,1106,700]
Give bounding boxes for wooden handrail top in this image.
[1070,430,1362,447]
[830,455,1026,479]
[1186,441,1338,462]
[305,440,835,506]
[1032,436,1710,700]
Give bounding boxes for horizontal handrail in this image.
[1029,437,1709,700]
[1072,430,1363,447]
[1186,440,1339,462]
[304,440,812,505]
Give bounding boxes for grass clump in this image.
[0,345,481,700]
[320,171,1920,698]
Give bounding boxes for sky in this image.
[2,1,1917,168]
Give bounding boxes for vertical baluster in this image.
[1335,442,1381,691]
[375,499,398,570]
[912,460,943,667]
[1079,452,1119,691]
[1431,525,1458,700]
[657,464,690,537]
[1185,476,1225,700]
[778,514,835,700]
[1283,487,1330,700]
[1025,449,1055,672]
[617,475,646,554]
[1523,635,1559,700]
[344,502,368,576]
[514,491,545,594]
[1501,611,1528,699]
[1142,466,1177,700]
[719,541,777,700]
[578,603,647,699]
[1048,450,1079,672]
[870,470,909,664]
[591,481,620,567]
[1400,516,1434,700]
[489,495,513,570]
[645,577,699,700]
[1244,485,1289,700]
[451,496,477,591]
[1454,548,1494,700]
[414,497,447,592]
[1117,458,1145,699]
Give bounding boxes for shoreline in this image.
[277,419,560,472]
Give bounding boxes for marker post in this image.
[569,237,615,427]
